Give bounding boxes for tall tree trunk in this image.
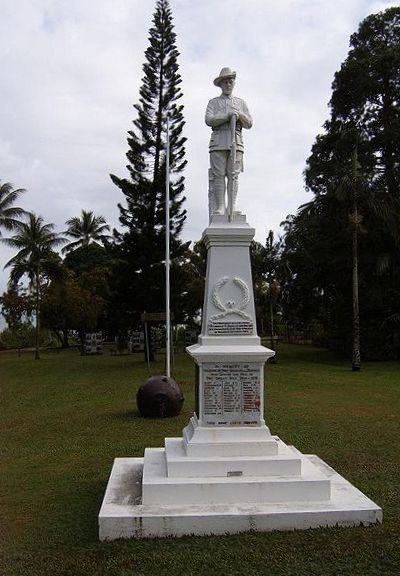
[352,192,361,371]
[35,265,40,360]
[62,327,69,348]
[269,298,277,363]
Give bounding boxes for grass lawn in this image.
[1,343,399,576]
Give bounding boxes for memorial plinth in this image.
[185,215,276,458]
[99,213,382,540]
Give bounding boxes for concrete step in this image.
[142,447,331,506]
[165,437,302,478]
[99,455,383,540]
[182,418,279,457]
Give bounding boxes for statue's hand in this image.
[229,109,239,120]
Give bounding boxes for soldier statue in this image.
[205,67,253,220]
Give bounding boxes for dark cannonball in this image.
[136,375,184,418]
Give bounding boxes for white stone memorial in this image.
[98,68,382,540]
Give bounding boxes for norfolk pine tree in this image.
[110,0,187,350]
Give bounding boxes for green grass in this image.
[1,344,399,576]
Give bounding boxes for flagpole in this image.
[165,115,171,378]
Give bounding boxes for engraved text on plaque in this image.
[208,320,253,336]
[202,362,261,426]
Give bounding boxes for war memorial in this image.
[98,68,382,540]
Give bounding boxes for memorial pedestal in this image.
[99,215,382,540]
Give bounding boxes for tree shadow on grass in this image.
[109,409,188,422]
[110,409,141,420]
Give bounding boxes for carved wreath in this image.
[210,276,252,321]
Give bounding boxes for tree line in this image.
[0,0,196,360]
[1,2,399,364]
[279,7,400,363]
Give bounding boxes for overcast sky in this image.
[0,0,398,308]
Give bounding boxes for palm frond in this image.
[62,209,111,252]
[0,181,26,235]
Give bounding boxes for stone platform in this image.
[98,446,382,540]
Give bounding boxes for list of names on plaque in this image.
[203,375,223,416]
[202,363,261,426]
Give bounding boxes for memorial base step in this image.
[165,437,302,477]
[183,417,279,457]
[98,455,382,540]
[142,445,331,506]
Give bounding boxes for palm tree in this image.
[2,213,66,359]
[62,210,111,254]
[337,147,363,371]
[0,181,26,235]
[298,147,364,370]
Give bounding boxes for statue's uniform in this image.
[205,94,252,216]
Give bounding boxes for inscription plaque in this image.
[208,320,253,336]
[202,362,261,426]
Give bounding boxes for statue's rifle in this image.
[228,113,237,222]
